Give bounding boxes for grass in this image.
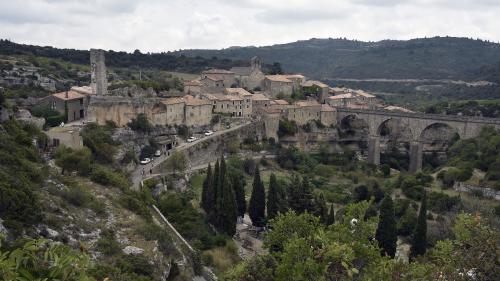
[202,242,241,275]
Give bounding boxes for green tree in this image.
[411,192,427,258]
[326,204,335,225]
[165,151,187,176]
[267,173,279,220]
[217,174,238,235]
[249,167,266,227]
[201,164,213,213]
[397,205,417,236]
[54,146,92,175]
[299,176,315,214]
[128,113,152,132]
[375,195,397,258]
[314,193,328,224]
[232,175,246,218]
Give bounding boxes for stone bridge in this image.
[336,108,500,172]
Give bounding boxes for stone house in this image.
[43,91,88,122]
[184,95,213,126]
[183,80,202,95]
[200,75,224,89]
[46,125,83,149]
[230,56,265,90]
[251,93,271,114]
[326,90,376,108]
[269,99,289,111]
[153,98,185,125]
[225,88,252,117]
[202,87,252,117]
[303,80,330,103]
[282,101,335,126]
[326,93,358,107]
[263,75,294,97]
[201,69,236,87]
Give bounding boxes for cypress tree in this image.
[249,166,266,227]
[314,193,328,224]
[232,175,246,218]
[209,160,220,225]
[375,195,397,258]
[288,174,302,212]
[326,204,335,225]
[218,174,237,235]
[300,176,315,213]
[201,164,213,213]
[267,173,279,220]
[411,191,427,258]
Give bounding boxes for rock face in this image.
[14,109,45,129]
[123,245,145,255]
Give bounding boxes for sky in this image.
[1,0,499,52]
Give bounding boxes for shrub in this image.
[96,229,121,256]
[402,185,425,201]
[380,164,391,177]
[90,165,129,188]
[54,146,92,175]
[427,192,461,213]
[278,118,297,137]
[128,113,153,132]
[81,123,118,164]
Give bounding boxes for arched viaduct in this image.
[336,108,500,173]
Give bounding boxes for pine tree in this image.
[314,193,328,224]
[375,195,397,258]
[411,191,427,258]
[201,164,213,213]
[249,167,266,227]
[267,173,279,220]
[232,175,246,218]
[326,204,335,225]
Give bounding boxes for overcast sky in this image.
[1,0,499,52]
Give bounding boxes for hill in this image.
[175,37,500,81]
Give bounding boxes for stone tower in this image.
[250,56,262,72]
[90,49,108,96]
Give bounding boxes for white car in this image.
[204,130,214,136]
[187,136,197,143]
[140,158,151,165]
[154,150,161,157]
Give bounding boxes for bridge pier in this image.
[409,141,423,173]
[367,136,380,165]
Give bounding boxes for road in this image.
[131,121,252,189]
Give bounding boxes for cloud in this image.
[0,0,499,52]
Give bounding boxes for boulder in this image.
[123,245,145,255]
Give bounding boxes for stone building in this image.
[46,125,83,149]
[90,49,108,96]
[263,75,294,97]
[183,80,202,95]
[202,88,252,117]
[250,93,271,114]
[230,56,265,90]
[201,69,235,87]
[42,91,88,122]
[303,80,330,103]
[184,95,213,126]
[282,100,336,126]
[153,98,185,125]
[326,90,376,108]
[269,99,289,111]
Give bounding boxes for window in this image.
[51,101,56,109]
[79,98,83,105]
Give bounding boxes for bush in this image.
[427,192,461,213]
[128,113,153,132]
[54,146,92,175]
[380,164,391,177]
[278,118,297,137]
[402,185,425,201]
[81,123,118,164]
[120,191,151,219]
[397,205,417,235]
[96,229,121,256]
[90,165,129,188]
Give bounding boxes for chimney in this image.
[65,91,68,99]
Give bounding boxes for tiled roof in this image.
[201,75,223,82]
[70,86,93,95]
[184,80,201,86]
[225,87,252,96]
[355,90,375,98]
[52,91,85,101]
[202,69,234,74]
[251,93,270,101]
[296,100,320,107]
[321,104,335,112]
[303,80,329,88]
[184,96,211,106]
[284,74,305,79]
[273,99,289,105]
[328,93,355,100]
[211,93,243,101]
[161,98,184,105]
[265,75,292,83]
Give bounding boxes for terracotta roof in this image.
[161,98,184,105]
[202,69,234,74]
[70,86,93,95]
[273,99,289,105]
[265,75,292,83]
[211,93,243,101]
[284,74,305,79]
[328,93,355,100]
[296,100,320,107]
[184,95,211,106]
[355,90,375,98]
[251,93,270,101]
[52,91,85,101]
[303,80,329,88]
[201,75,223,82]
[321,104,335,112]
[225,87,252,96]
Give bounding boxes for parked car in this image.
[140,158,151,165]
[204,130,214,136]
[154,150,161,157]
[187,136,197,143]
